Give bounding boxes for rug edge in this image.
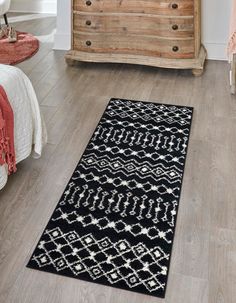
[26,97,194,299]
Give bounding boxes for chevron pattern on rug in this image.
[27,98,193,298]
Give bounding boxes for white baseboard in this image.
[10,0,57,14]
[203,42,228,61]
[53,33,71,51]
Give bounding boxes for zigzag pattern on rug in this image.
[27,98,193,298]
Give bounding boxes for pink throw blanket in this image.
[228,0,236,59]
[0,85,16,174]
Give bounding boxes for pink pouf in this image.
[0,31,39,65]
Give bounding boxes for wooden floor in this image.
[1,14,236,303]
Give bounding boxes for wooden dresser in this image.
[66,0,207,75]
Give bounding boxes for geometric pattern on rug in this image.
[27,98,193,298]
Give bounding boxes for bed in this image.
[0,64,47,190]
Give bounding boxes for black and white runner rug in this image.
[27,98,193,298]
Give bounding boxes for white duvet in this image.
[0,64,47,190]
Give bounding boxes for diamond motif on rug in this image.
[27,98,193,298]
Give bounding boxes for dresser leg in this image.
[65,58,77,66]
[192,68,204,77]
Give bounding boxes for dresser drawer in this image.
[73,0,194,16]
[73,32,195,58]
[73,13,194,38]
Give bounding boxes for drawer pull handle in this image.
[86,40,92,46]
[172,24,178,30]
[86,0,92,6]
[86,20,91,26]
[172,46,179,52]
[172,3,178,9]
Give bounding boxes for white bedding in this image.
[0,64,47,190]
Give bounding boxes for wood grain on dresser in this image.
[73,32,195,58]
[66,0,206,74]
[73,13,194,38]
[73,0,194,15]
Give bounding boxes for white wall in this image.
[202,0,232,60]
[11,0,233,60]
[54,1,71,50]
[10,0,57,14]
